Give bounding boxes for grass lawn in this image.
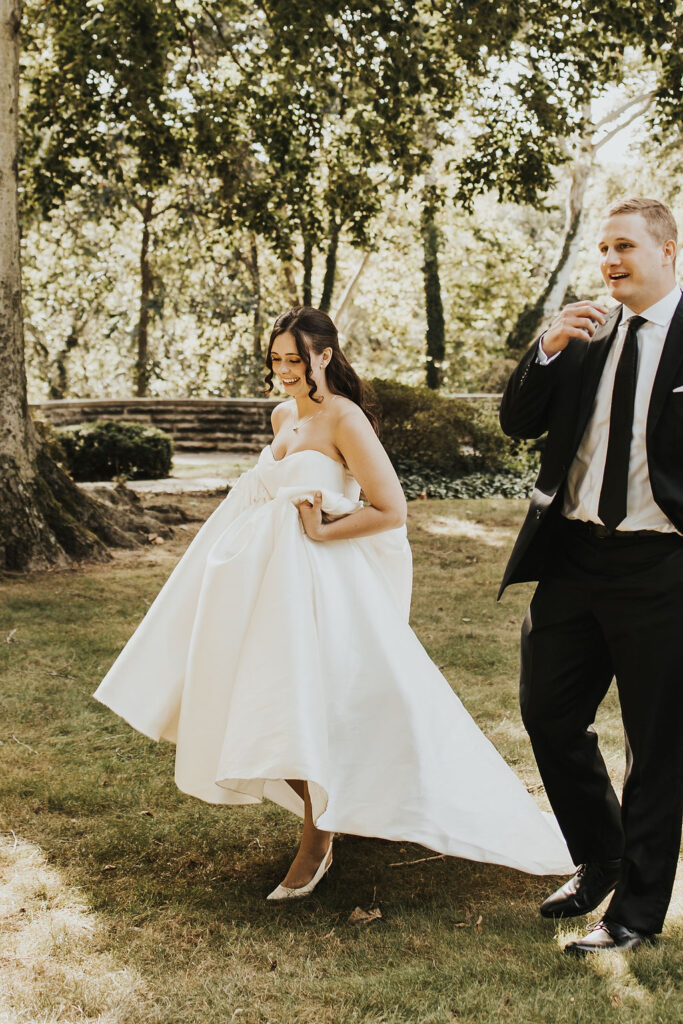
[0,496,681,1024]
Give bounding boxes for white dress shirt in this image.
[538,284,682,532]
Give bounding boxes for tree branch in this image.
[593,97,653,153]
[591,90,654,131]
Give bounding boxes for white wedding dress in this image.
[94,446,573,875]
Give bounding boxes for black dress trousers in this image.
[520,520,683,934]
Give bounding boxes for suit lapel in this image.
[572,305,622,450]
[647,295,683,439]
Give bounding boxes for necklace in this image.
[291,395,337,432]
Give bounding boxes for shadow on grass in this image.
[3,816,681,1024]
[1,496,681,1023]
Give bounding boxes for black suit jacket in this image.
[498,297,683,597]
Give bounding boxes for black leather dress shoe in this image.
[564,919,656,956]
[540,859,621,919]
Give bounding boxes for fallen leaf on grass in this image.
[5,629,17,643]
[348,906,382,925]
[138,809,154,817]
[102,864,117,872]
[475,915,483,931]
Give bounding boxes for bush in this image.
[56,420,174,482]
[396,466,537,501]
[369,378,538,478]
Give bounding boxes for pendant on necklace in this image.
[292,424,299,432]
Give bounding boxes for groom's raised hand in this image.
[541,301,608,357]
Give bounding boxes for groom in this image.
[499,197,683,955]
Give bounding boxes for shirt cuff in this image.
[536,334,561,365]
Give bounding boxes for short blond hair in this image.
[604,197,678,246]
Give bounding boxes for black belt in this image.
[562,517,679,541]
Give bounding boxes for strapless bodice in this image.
[257,445,362,506]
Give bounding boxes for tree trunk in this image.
[246,231,262,356]
[1,0,32,483]
[49,328,79,399]
[0,1,80,571]
[420,188,446,389]
[0,5,163,573]
[281,260,300,306]
[333,248,371,338]
[319,219,339,313]
[504,92,652,353]
[505,149,592,352]
[135,194,154,397]
[333,200,401,337]
[302,236,313,307]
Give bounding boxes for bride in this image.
[94,306,572,900]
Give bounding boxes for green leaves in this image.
[22,0,190,213]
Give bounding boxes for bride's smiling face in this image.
[270,331,330,396]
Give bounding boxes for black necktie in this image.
[598,315,646,531]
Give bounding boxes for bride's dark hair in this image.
[264,306,379,433]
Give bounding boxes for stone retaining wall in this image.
[31,393,502,452]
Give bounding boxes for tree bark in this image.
[0,4,164,573]
[0,0,74,571]
[0,1,31,476]
[319,219,339,313]
[49,328,79,399]
[249,232,262,355]
[302,236,313,307]
[242,231,262,356]
[135,193,154,397]
[281,260,300,307]
[420,187,446,389]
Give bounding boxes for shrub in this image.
[369,378,537,478]
[56,420,174,482]
[396,466,537,501]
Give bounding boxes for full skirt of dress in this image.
[94,446,573,875]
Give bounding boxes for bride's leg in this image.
[282,780,332,889]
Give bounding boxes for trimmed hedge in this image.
[56,420,174,482]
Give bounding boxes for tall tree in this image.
[252,0,677,380]
[0,0,107,569]
[505,89,654,352]
[421,183,446,389]
[1,1,176,572]
[22,0,190,395]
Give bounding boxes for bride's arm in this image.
[297,405,407,541]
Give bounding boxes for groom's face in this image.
[598,212,676,314]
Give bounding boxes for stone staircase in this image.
[31,397,283,453]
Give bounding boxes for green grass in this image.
[0,497,681,1024]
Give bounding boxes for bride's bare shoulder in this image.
[330,396,379,455]
[271,399,295,431]
[330,394,366,424]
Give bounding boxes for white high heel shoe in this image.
[266,840,334,901]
